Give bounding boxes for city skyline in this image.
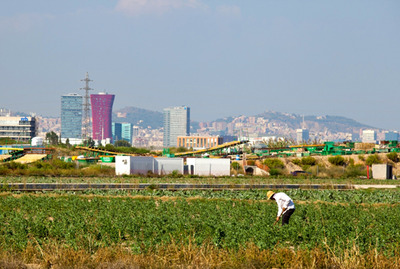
[0,1,399,130]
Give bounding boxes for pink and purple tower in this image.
[90,92,115,142]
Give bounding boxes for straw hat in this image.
[267,191,275,200]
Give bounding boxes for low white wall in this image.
[116,156,184,175]
[187,158,230,176]
[155,158,184,175]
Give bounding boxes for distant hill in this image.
[112,106,200,131]
[255,111,373,134]
[112,106,375,137]
[112,107,163,129]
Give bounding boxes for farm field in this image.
[1,175,399,185]
[0,189,399,268]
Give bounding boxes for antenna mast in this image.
[80,72,93,139]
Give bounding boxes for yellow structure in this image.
[14,154,47,164]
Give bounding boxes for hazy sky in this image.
[1,1,399,129]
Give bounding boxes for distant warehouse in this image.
[0,116,38,142]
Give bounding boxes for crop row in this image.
[0,194,399,256]
[38,188,400,204]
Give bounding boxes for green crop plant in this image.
[0,192,399,259]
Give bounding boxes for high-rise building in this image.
[112,122,122,142]
[90,92,115,142]
[296,129,309,144]
[132,126,140,137]
[362,130,377,143]
[61,93,82,142]
[121,123,133,144]
[384,131,399,141]
[163,106,190,147]
[112,122,133,144]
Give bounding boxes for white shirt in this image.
[273,192,295,217]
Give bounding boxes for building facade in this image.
[296,129,309,144]
[384,131,399,141]
[112,122,122,142]
[362,129,377,143]
[90,92,115,142]
[163,106,190,147]
[177,136,223,149]
[61,93,83,141]
[0,116,38,142]
[121,123,133,144]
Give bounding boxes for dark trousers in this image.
[281,208,295,225]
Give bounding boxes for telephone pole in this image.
[80,72,93,139]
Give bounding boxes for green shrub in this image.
[105,144,116,151]
[291,159,301,166]
[365,154,381,166]
[344,164,366,178]
[301,156,317,166]
[387,152,399,163]
[328,156,346,166]
[4,161,27,170]
[231,162,242,170]
[269,168,282,176]
[49,159,75,169]
[263,158,285,169]
[170,170,183,178]
[358,155,365,161]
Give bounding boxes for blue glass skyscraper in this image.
[61,93,83,139]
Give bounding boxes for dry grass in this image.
[0,242,398,269]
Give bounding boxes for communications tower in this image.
[80,72,93,139]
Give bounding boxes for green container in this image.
[100,156,115,163]
[77,158,98,164]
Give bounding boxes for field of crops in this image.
[0,188,400,268]
[1,175,399,185]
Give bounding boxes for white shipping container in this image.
[130,156,155,175]
[186,158,231,176]
[115,156,155,175]
[155,158,184,175]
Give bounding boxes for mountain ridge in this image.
[112,107,377,137]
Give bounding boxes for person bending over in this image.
[267,191,295,225]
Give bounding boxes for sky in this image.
[0,0,399,130]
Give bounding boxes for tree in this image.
[83,138,95,147]
[65,138,71,148]
[114,140,131,147]
[46,131,59,145]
